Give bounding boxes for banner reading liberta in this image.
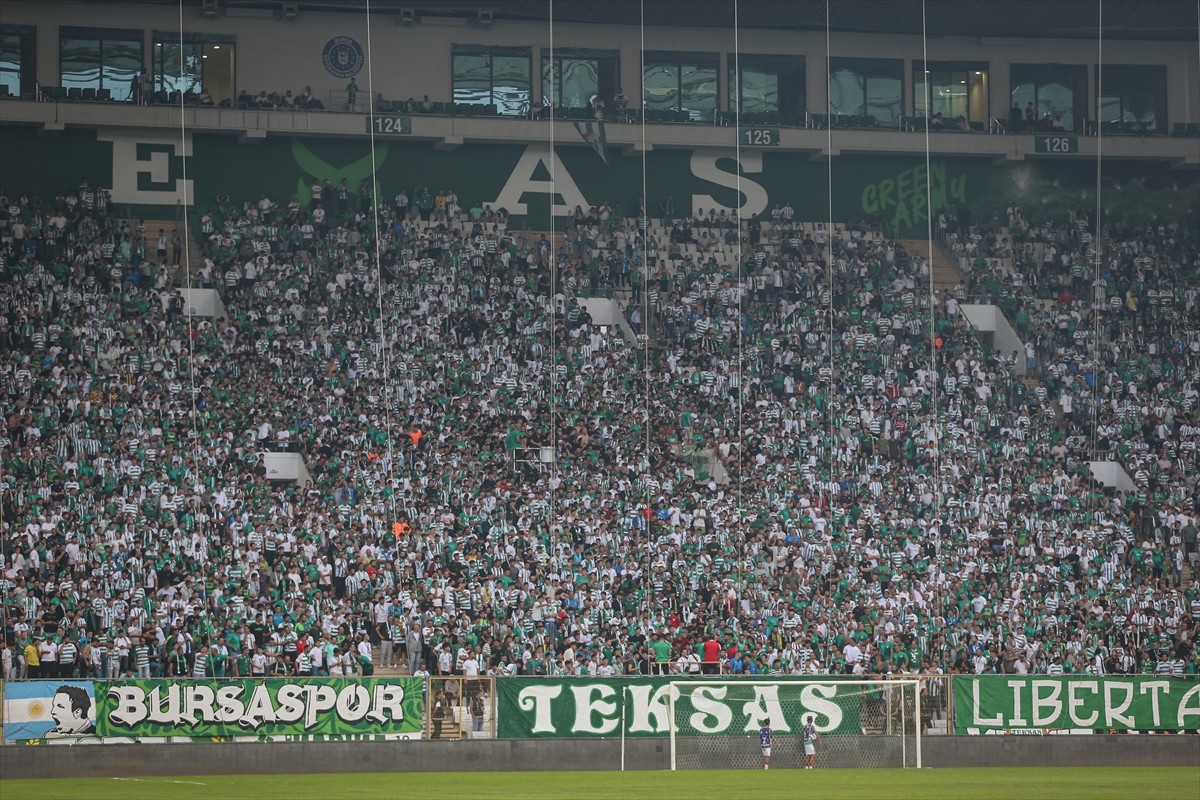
[953,676,1200,734]
[96,678,424,739]
[496,677,865,739]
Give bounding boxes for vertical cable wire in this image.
[921,0,940,530]
[734,0,745,537]
[639,0,653,602]
[1089,0,1104,493]
[920,0,947,672]
[633,0,652,618]
[824,0,835,518]
[177,0,202,490]
[548,0,559,582]
[364,0,398,525]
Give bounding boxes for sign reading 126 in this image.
[1035,135,1079,154]
[739,128,780,147]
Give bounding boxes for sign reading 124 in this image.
[369,116,412,136]
[1035,135,1078,154]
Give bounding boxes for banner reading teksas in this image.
[97,678,424,739]
[496,677,864,739]
[953,675,1200,734]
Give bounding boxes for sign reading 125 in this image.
[739,127,780,147]
[1035,135,1078,154]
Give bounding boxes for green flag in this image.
[573,120,608,165]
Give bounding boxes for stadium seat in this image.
[81,87,97,101]
[67,87,83,101]
[97,88,112,101]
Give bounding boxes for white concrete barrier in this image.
[959,304,1026,376]
[178,288,228,320]
[260,451,312,485]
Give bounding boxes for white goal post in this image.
[666,679,922,770]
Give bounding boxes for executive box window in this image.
[541,48,619,111]
[644,51,718,121]
[60,27,143,101]
[1097,65,1166,133]
[1010,64,1087,132]
[914,62,988,129]
[828,57,902,126]
[153,33,236,106]
[452,44,531,115]
[0,25,36,98]
[728,53,805,123]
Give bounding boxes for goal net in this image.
[667,679,921,770]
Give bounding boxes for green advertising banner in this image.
[96,678,424,739]
[952,676,1200,734]
[496,677,868,738]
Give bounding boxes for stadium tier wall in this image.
[4,735,1199,779]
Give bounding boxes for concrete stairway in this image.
[524,229,566,261]
[898,237,963,294]
[140,217,203,286]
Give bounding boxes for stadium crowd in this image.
[0,175,1197,689]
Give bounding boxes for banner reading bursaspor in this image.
[97,678,425,739]
[496,677,865,738]
[952,676,1200,734]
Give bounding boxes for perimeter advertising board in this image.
[495,677,869,738]
[953,676,1200,734]
[3,678,424,743]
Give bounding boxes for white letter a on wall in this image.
[489,145,589,217]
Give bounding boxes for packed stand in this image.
[0,178,1197,691]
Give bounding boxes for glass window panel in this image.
[156,42,182,93]
[61,38,102,92]
[740,67,777,114]
[0,34,20,96]
[202,42,236,106]
[102,39,141,101]
[679,63,716,120]
[733,55,803,118]
[163,42,203,94]
[1097,94,1122,124]
[914,71,929,118]
[1009,81,1034,123]
[1013,65,1086,131]
[865,75,901,125]
[559,58,597,109]
[643,63,679,110]
[931,71,968,121]
[491,54,529,115]
[1037,81,1075,129]
[452,53,491,105]
[541,59,558,106]
[828,68,864,116]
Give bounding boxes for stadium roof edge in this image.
[62,0,1200,43]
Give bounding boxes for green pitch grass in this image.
[1,768,1195,800]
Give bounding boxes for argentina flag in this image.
[3,680,97,742]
